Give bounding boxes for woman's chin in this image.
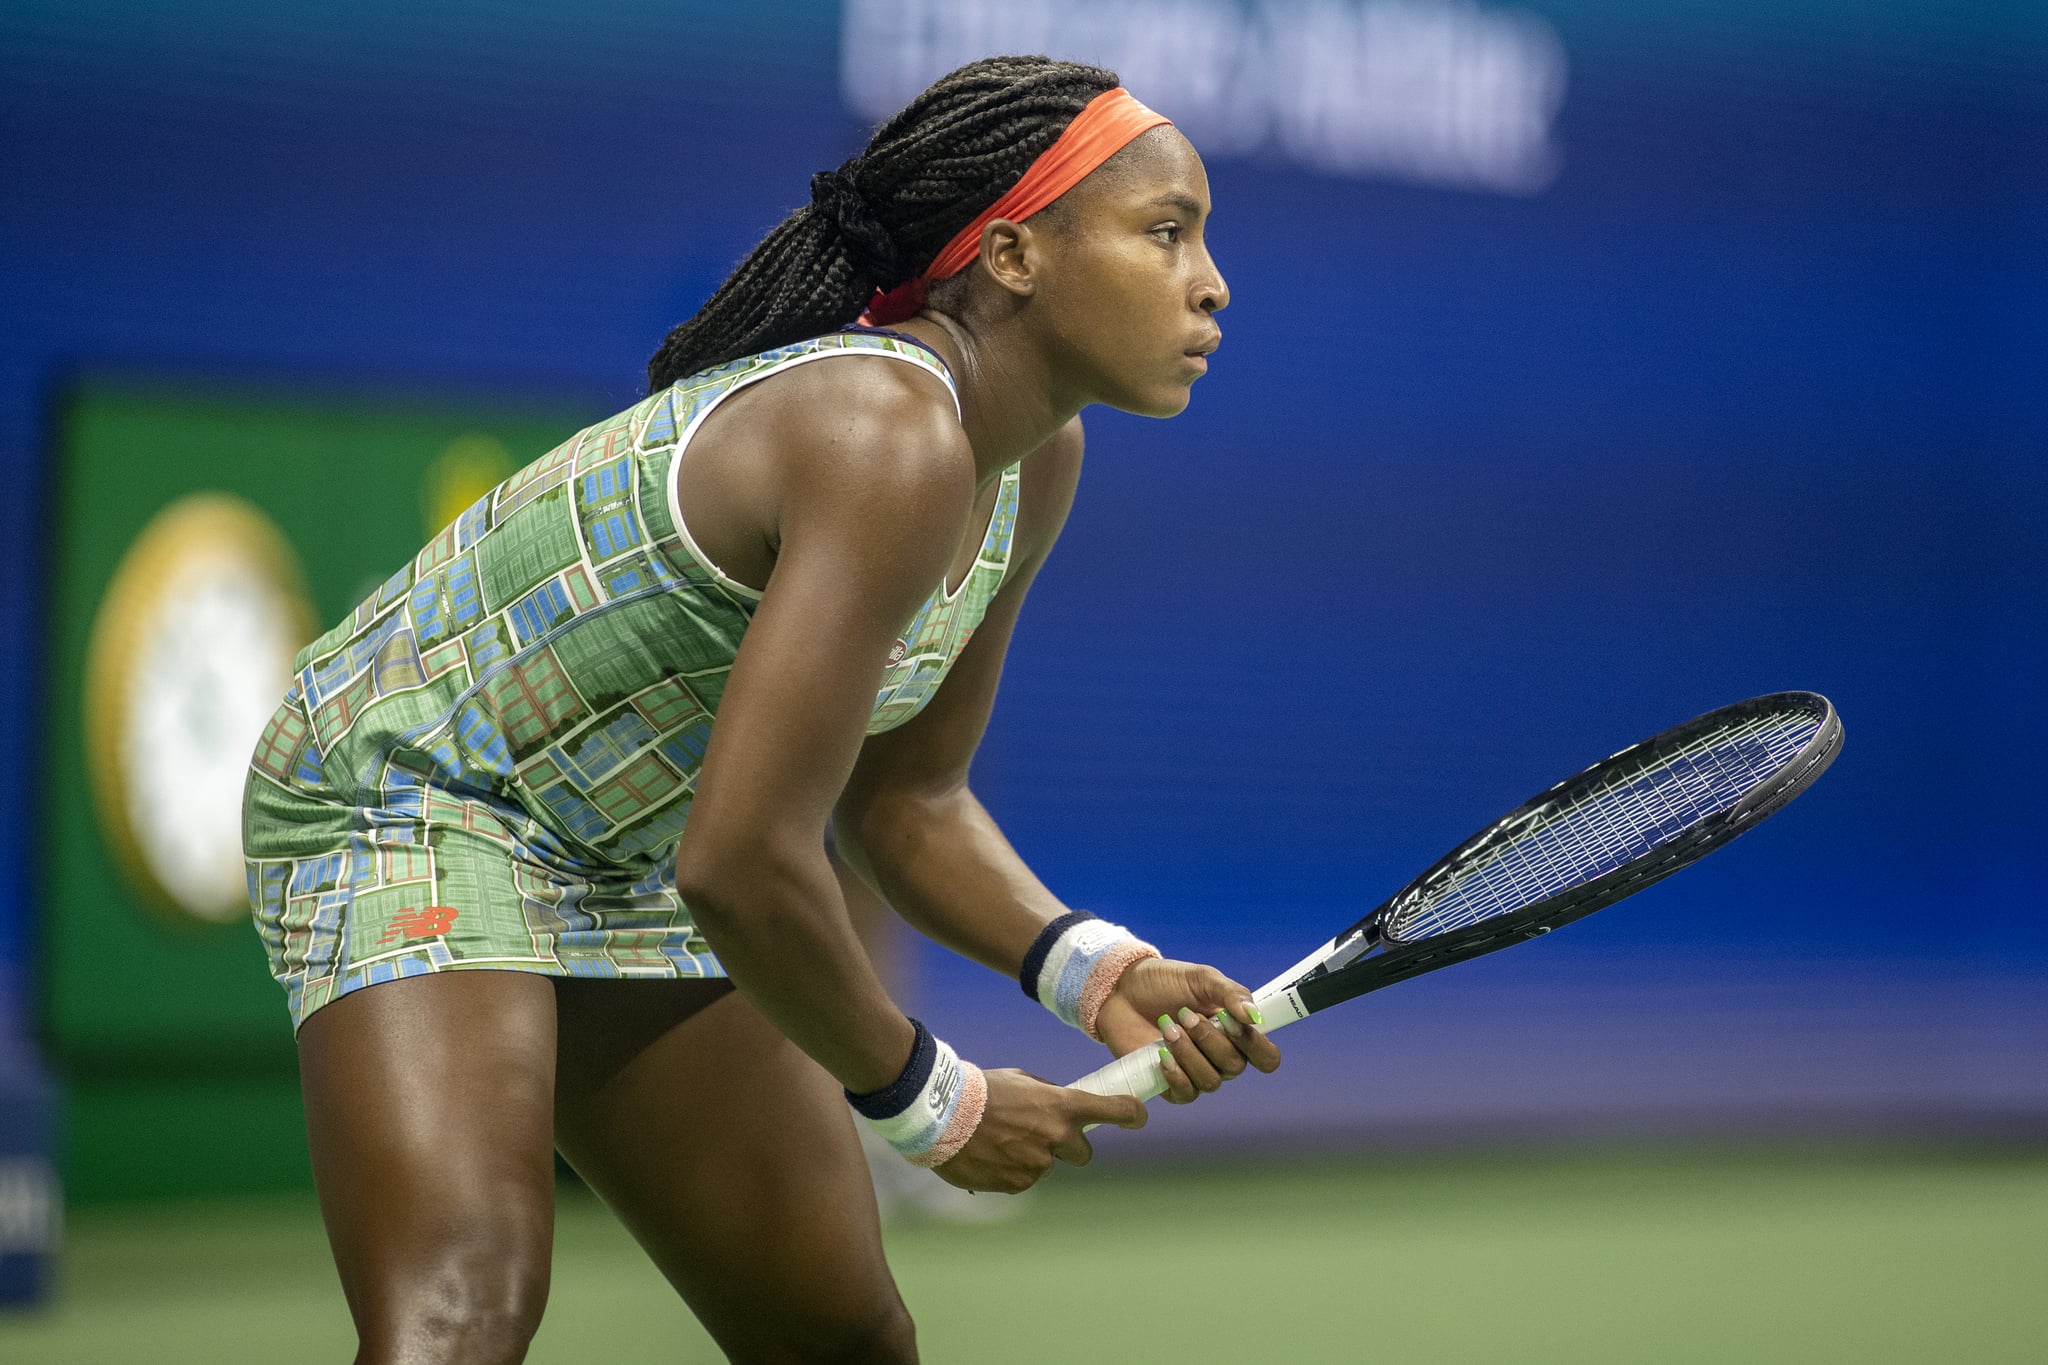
[1108,384,1195,420]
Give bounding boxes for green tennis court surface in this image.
[5,1146,2043,1363]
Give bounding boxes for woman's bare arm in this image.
[830,417,1086,974]
[671,359,978,1094]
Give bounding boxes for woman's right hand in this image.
[935,1068,1147,1193]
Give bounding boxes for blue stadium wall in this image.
[2,1,2042,1157]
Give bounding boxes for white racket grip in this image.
[1069,1044,1172,1105]
[1066,986,1307,1125]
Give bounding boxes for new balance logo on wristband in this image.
[928,1053,961,1116]
[1067,921,1122,957]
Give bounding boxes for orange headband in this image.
[863,87,1173,324]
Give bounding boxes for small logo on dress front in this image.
[887,639,908,666]
[377,905,460,945]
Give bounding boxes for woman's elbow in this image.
[672,830,808,928]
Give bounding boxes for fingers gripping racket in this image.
[1069,691,1843,1103]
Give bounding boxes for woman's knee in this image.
[353,1231,552,1365]
[842,1297,918,1365]
[720,1293,917,1365]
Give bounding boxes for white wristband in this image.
[1020,911,1161,1041]
[845,1019,986,1168]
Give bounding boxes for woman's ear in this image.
[977,218,1044,301]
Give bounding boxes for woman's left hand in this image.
[1091,958,1282,1103]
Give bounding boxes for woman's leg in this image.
[297,970,561,1365]
[552,978,918,1365]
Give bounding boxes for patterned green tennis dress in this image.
[244,330,1018,1029]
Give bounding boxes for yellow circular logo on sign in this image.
[84,494,316,927]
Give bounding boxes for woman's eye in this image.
[1152,224,1182,244]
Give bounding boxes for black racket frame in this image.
[1292,691,1844,1015]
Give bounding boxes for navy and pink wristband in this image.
[1019,910,1160,1040]
[845,1018,985,1168]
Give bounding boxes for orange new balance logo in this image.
[377,905,460,946]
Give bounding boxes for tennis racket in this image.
[1068,690,1843,1103]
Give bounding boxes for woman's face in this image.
[1031,127,1228,418]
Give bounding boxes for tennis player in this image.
[243,55,1278,1363]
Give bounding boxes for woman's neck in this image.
[896,310,1082,482]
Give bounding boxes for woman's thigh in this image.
[297,969,561,1364]
[551,978,917,1365]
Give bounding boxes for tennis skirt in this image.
[244,754,725,1032]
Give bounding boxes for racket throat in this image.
[1255,940,1343,999]
[1249,922,1385,1031]
[1295,922,1383,990]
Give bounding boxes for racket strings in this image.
[1391,708,1821,940]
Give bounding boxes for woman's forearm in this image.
[835,784,1069,976]
[675,847,916,1095]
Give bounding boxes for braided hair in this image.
[645,55,1120,393]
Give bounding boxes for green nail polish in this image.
[1157,1047,1172,1067]
[1157,1014,1174,1033]
[1249,1005,1265,1027]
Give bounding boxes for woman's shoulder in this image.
[764,329,956,414]
[740,336,965,477]
[681,332,973,537]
